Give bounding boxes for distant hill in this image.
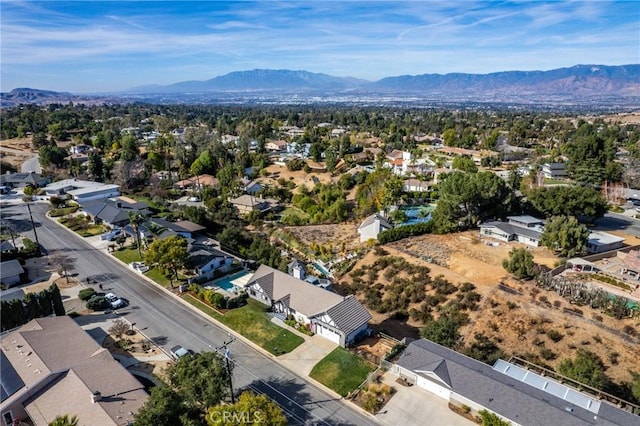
[3,65,639,108]
[368,64,640,96]
[0,87,123,108]
[130,69,369,93]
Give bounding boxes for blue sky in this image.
[2,1,639,93]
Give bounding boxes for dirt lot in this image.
[337,231,640,387]
[0,137,35,170]
[284,222,363,253]
[261,163,336,190]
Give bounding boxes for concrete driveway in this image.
[278,334,338,377]
[375,371,473,426]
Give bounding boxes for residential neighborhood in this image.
[1,102,640,426]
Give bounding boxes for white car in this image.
[129,261,149,273]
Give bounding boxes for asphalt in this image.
[1,201,379,426]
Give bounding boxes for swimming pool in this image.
[399,205,434,226]
[210,270,252,291]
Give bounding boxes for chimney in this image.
[92,390,102,403]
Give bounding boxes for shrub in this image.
[547,330,564,342]
[78,288,97,301]
[608,351,620,365]
[622,325,636,336]
[506,301,518,310]
[86,296,110,311]
[540,348,557,360]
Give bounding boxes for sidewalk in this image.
[46,210,380,422]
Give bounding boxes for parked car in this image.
[170,345,194,359]
[129,261,149,273]
[104,292,127,309]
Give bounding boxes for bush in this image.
[547,330,564,342]
[78,288,96,301]
[86,296,110,311]
[377,221,433,244]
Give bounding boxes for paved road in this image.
[2,202,378,426]
[0,146,40,173]
[595,212,640,238]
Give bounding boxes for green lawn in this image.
[112,248,142,265]
[279,206,311,224]
[145,268,188,288]
[77,224,107,237]
[310,347,376,397]
[183,295,304,355]
[50,206,79,217]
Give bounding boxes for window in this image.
[3,412,14,426]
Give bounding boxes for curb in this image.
[44,212,379,422]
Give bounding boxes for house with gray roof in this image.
[0,259,26,288]
[246,265,371,346]
[81,198,151,229]
[393,338,638,426]
[480,215,545,247]
[0,172,49,189]
[358,213,393,243]
[188,245,235,280]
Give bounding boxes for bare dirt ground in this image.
[284,222,363,253]
[102,332,171,380]
[0,137,35,170]
[261,163,336,190]
[598,112,640,124]
[337,231,640,387]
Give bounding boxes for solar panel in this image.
[492,359,601,414]
[0,351,25,402]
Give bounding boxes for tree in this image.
[526,186,608,221]
[169,351,232,408]
[452,156,478,173]
[558,349,608,390]
[420,311,468,348]
[128,212,145,259]
[144,235,189,288]
[49,414,79,426]
[431,171,514,232]
[478,410,511,426]
[502,247,535,279]
[108,318,130,341]
[87,150,105,182]
[206,392,287,426]
[540,215,589,257]
[39,144,67,168]
[134,385,186,426]
[49,283,65,316]
[47,252,77,283]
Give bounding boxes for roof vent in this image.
[92,390,102,403]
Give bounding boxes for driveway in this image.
[375,371,473,426]
[277,334,338,377]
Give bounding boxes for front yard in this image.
[183,295,304,355]
[111,247,187,288]
[58,215,106,237]
[309,347,376,397]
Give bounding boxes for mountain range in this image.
[2,64,639,108]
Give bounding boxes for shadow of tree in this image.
[150,335,168,346]
[372,318,421,340]
[243,376,356,426]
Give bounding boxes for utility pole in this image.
[26,202,41,255]
[217,336,236,404]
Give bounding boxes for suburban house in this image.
[542,162,567,179]
[403,178,432,193]
[479,215,545,247]
[392,338,638,426]
[621,249,640,280]
[240,178,263,195]
[0,259,26,287]
[69,144,91,155]
[0,172,49,189]
[0,241,16,253]
[229,195,275,215]
[586,231,625,254]
[246,265,371,346]
[0,316,148,426]
[188,245,235,280]
[45,179,120,202]
[175,174,219,190]
[286,142,311,157]
[265,140,287,152]
[149,218,205,240]
[358,213,393,243]
[82,197,151,229]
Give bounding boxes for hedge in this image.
[377,221,433,244]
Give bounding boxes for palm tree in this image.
[49,414,79,426]
[128,212,145,259]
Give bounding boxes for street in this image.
[1,202,378,426]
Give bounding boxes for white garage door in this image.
[316,323,341,344]
[416,376,451,400]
